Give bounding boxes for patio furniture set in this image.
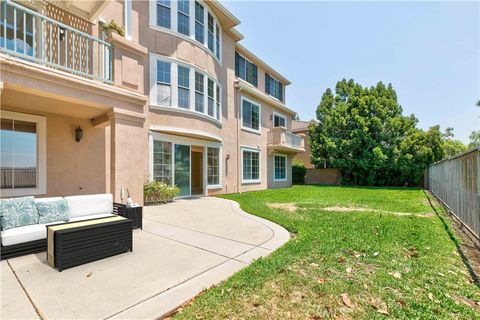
[0,194,142,271]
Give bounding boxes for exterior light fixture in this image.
[75,127,83,142]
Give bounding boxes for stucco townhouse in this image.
[0,0,305,203]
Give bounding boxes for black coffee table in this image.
[47,216,132,271]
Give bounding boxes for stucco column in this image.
[109,112,147,205]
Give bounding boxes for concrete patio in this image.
[1,197,290,319]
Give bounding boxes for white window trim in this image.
[241,146,261,184]
[149,0,222,66]
[272,111,287,129]
[0,110,46,197]
[240,96,261,134]
[150,54,222,125]
[149,132,223,196]
[124,0,132,40]
[206,146,222,189]
[273,154,288,182]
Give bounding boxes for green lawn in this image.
[174,186,480,319]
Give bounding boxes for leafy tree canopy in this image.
[309,79,456,186]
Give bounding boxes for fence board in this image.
[428,148,480,238]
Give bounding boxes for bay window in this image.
[153,141,173,184]
[151,1,222,62]
[151,55,221,122]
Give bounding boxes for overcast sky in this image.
[223,0,480,143]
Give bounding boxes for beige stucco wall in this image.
[293,129,314,168]
[1,106,109,198]
[1,0,298,202]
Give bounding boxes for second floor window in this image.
[266,74,283,101]
[242,98,260,132]
[156,0,171,29]
[195,71,204,113]
[177,65,190,109]
[208,79,215,117]
[177,0,189,36]
[207,13,215,52]
[273,113,287,128]
[157,61,171,106]
[235,52,258,87]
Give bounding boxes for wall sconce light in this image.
[75,127,83,142]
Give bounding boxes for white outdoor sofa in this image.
[1,194,115,260]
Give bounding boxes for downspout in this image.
[235,80,242,194]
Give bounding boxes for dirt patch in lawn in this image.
[267,203,298,212]
[321,206,433,217]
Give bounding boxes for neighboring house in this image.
[0,0,305,203]
[292,120,314,168]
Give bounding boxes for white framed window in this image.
[177,0,190,36]
[0,111,46,197]
[156,60,171,106]
[177,65,190,109]
[241,96,261,133]
[124,0,132,40]
[241,147,261,184]
[207,147,220,186]
[150,0,222,64]
[273,154,287,181]
[156,0,171,29]
[153,140,173,184]
[273,112,287,128]
[150,54,222,123]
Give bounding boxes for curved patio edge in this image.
[110,197,290,320]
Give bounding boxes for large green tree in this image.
[309,79,445,186]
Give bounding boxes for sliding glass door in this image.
[174,144,190,196]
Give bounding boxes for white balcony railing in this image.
[0,0,112,83]
[267,127,305,152]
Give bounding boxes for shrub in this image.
[144,180,180,205]
[292,160,307,184]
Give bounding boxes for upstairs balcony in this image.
[0,0,112,83]
[267,127,305,154]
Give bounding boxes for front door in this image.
[174,144,190,196]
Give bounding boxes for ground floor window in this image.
[0,111,46,196]
[274,154,287,181]
[153,140,172,184]
[207,147,220,186]
[242,148,260,183]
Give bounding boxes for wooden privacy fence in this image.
[427,148,480,238]
[305,168,342,185]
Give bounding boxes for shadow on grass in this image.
[424,190,480,288]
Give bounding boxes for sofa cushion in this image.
[36,199,70,224]
[0,196,38,230]
[1,224,47,246]
[68,213,115,222]
[64,194,113,218]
